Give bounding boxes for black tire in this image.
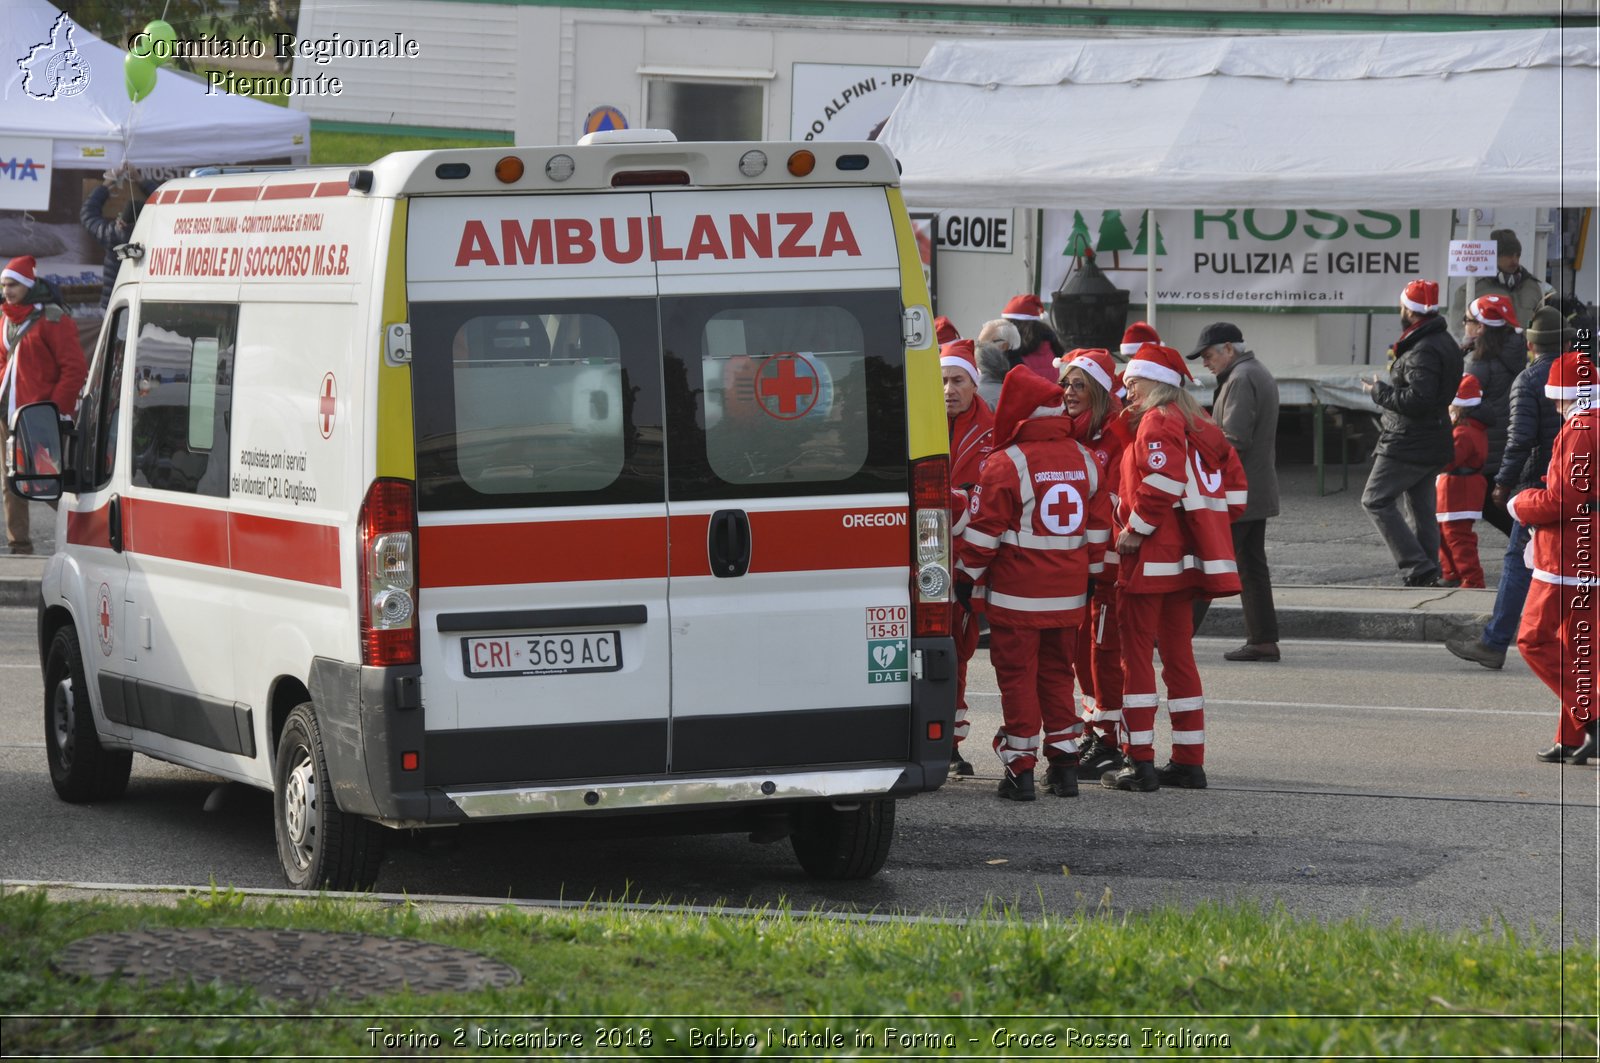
[273,703,384,891]
[790,799,895,880]
[43,627,132,803]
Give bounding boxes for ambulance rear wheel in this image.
[44,627,132,803]
[790,799,895,880]
[274,703,384,891]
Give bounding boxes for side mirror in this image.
[7,402,64,502]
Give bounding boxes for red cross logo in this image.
[96,583,113,656]
[319,372,338,439]
[755,352,819,421]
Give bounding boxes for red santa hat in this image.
[1119,321,1161,357]
[1055,347,1116,394]
[1452,374,1483,408]
[1,256,36,289]
[1467,294,1521,331]
[934,316,960,345]
[1545,351,1597,405]
[991,364,1067,446]
[1001,293,1046,322]
[1121,343,1193,388]
[939,339,979,387]
[1400,279,1440,314]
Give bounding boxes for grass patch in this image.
[310,130,495,166]
[0,887,1593,1057]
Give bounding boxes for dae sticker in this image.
[867,638,908,684]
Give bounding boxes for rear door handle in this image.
[707,509,750,578]
[108,495,124,554]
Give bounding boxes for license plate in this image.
[461,630,623,677]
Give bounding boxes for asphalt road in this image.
[2,605,1595,944]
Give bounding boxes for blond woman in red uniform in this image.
[1105,344,1245,792]
[1055,348,1133,779]
[1507,351,1600,764]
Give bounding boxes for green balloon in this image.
[140,19,178,67]
[124,54,157,102]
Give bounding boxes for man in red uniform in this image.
[1507,351,1599,764]
[942,339,993,775]
[1,256,87,554]
[957,366,1109,800]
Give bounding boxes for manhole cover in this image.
[55,928,522,1002]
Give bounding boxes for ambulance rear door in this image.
[654,187,913,774]
[406,193,671,786]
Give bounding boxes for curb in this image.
[1,577,38,609]
[1196,602,1485,644]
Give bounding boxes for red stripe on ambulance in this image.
[420,518,669,587]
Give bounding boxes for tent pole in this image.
[1462,206,1478,321]
[1145,209,1157,326]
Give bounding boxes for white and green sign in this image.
[1042,208,1450,312]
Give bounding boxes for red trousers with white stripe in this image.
[1116,589,1205,765]
[1438,519,1484,588]
[1517,579,1598,747]
[989,624,1080,775]
[1073,584,1124,744]
[953,606,981,747]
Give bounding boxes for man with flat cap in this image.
[1448,228,1546,344]
[1189,323,1281,661]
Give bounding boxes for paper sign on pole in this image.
[0,137,54,211]
[1448,240,1496,277]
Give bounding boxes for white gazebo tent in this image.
[879,27,1599,322]
[1,0,310,174]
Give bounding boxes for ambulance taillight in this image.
[911,456,952,638]
[358,478,419,666]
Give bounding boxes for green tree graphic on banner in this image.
[1062,211,1093,258]
[1133,212,1168,256]
[1096,209,1133,268]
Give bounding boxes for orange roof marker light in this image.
[494,156,525,183]
[786,150,816,177]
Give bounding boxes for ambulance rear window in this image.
[661,290,906,501]
[410,298,664,511]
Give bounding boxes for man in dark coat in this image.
[1187,323,1281,661]
[80,163,159,308]
[1445,303,1574,668]
[1360,279,1465,587]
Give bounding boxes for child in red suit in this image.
[1436,375,1489,587]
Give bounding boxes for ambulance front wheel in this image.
[273,703,385,891]
[789,798,896,880]
[44,627,132,803]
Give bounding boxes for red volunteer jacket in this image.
[1436,419,1488,522]
[1074,410,1132,580]
[949,396,994,491]
[0,305,87,415]
[1114,404,1245,598]
[1508,409,1599,587]
[958,416,1110,629]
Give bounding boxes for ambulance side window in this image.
[129,302,237,498]
[78,306,128,491]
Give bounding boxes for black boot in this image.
[1044,759,1079,797]
[950,746,975,777]
[1101,760,1160,792]
[1536,743,1577,763]
[997,769,1036,801]
[1077,736,1124,778]
[1156,761,1208,789]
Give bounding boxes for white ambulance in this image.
[11,133,957,890]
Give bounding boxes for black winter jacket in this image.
[1372,314,1464,469]
[1495,351,1562,491]
[1464,330,1528,476]
[79,181,159,308]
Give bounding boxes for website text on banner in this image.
[1041,208,1451,311]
